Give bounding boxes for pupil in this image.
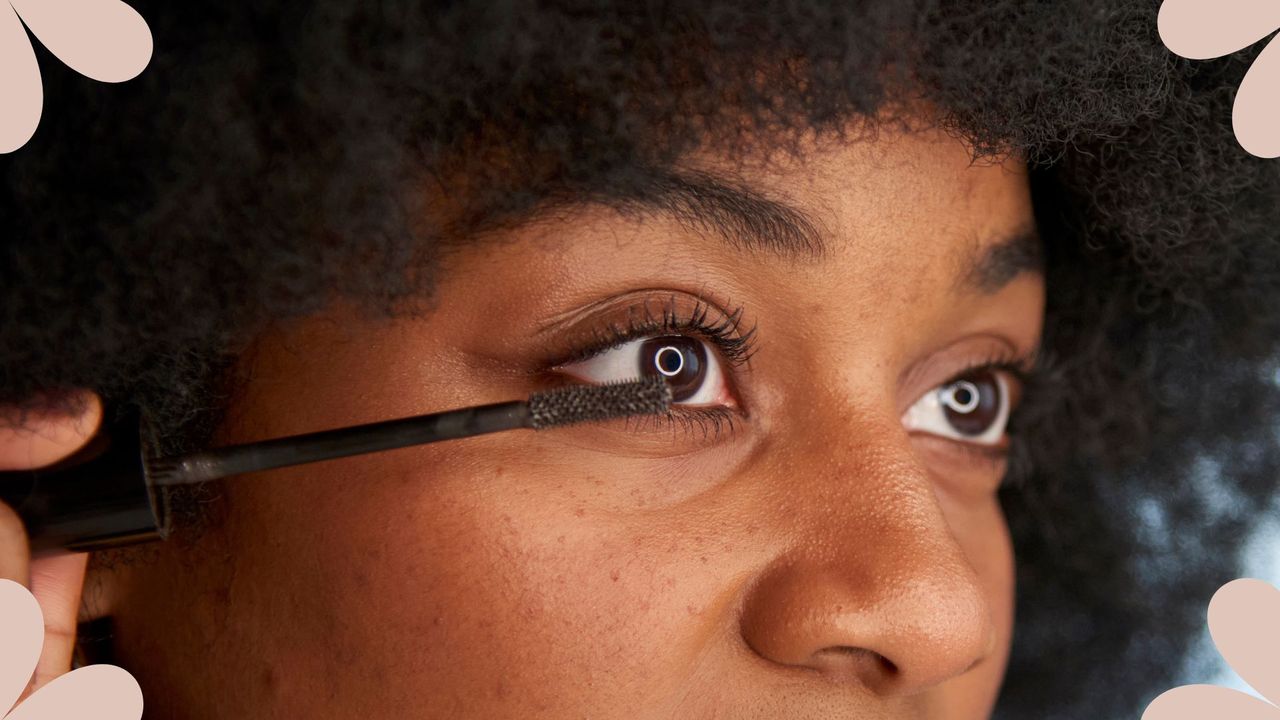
[639,336,706,402]
[655,346,683,375]
[942,372,1001,436]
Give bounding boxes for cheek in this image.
[218,445,732,714]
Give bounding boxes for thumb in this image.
[0,392,103,470]
[0,391,103,701]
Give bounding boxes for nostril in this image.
[877,653,899,677]
[806,646,897,685]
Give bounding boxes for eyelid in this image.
[898,337,1035,415]
[539,292,758,372]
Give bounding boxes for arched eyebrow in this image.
[599,169,826,259]
[595,167,1042,293]
[960,226,1044,294]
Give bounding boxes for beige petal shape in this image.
[9,0,151,83]
[0,580,43,716]
[1209,579,1280,704]
[1158,0,1280,60]
[0,4,42,154]
[1234,34,1280,158]
[1144,684,1280,720]
[5,665,142,720]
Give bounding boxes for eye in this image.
[558,334,732,406]
[901,368,1012,447]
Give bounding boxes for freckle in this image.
[557,535,566,544]
[699,556,708,564]
[610,569,621,582]
[575,508,586,517]
[432,616,443,627]
[261,667,276,691]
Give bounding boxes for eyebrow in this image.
[594,168,1042,293]
[601,169,826,259]
[960,226,1044,294]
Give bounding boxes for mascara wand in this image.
[0,377,672,554]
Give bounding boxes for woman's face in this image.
[98,124,1044,719]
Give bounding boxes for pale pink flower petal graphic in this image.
[1144,684,1280,720]
[0,580,43,716]
[5,666,142,720]
[1158,0,1280,60]
[1206,578,1280,705]
[1143,579,1280,720]
[0,579,143,720]
[8,0,151,82]
[0,5,42,154]
[1235,37,1280,159]
[0,0,152,154]
[1158,0,1280,158]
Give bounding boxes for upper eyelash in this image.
[942,352,1036,389]
[559,294,758,369]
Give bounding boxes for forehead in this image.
[436,123,1038,344]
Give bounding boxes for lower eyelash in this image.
[621,406,740,442]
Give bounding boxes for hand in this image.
[0,391,103,702]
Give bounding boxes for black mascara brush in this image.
[0,377,672,554]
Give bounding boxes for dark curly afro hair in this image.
[5,2,1280,718]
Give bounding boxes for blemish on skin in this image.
[686,604,701,617]
[699,555,708,564]
[574,507,586,518]
[556,535,566,544]
[610,568,621,582]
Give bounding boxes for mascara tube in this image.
[0,411,168,554]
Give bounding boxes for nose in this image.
[737,441,996,696]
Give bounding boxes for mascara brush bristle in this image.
[528,376,673,430]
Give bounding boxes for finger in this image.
[0,499,31,586]
[23,551,90,698]
[0,391,103,470]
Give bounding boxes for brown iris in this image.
[639,335,707,402]
[940,369,1003,436]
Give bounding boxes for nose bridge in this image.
[737,408,995,694]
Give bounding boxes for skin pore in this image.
[89,123,1044,719]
